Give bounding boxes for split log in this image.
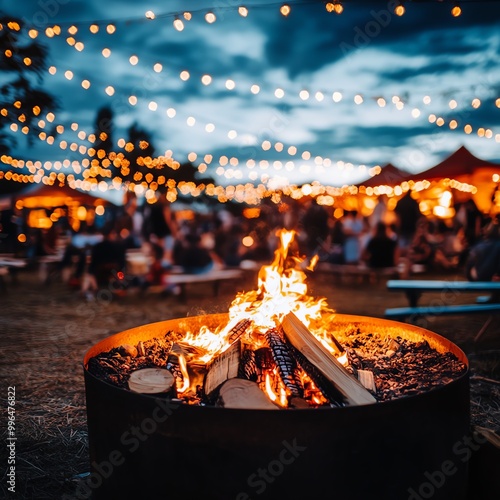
[128,368,175,394]
[136,340,145,357]
[167,343,207,397]
[357,369,376,392]
[216,378,280,410]
[227,318,253,344]
[254,347,275,385]
[290,346,345,407]
[282,312,376,406]
[204,340,242,399]
[264,327,303,398]
[238,348,258,382]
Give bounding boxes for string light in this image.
[394,2,405,16]
[3,10,499,202]
[205,12,216,24]
[173,17,184,31]
[280,4,291,17]
[451,3,462,17]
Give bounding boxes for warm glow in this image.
[394,4,405,16]
[167,230,341,407]
[280,4,291,16]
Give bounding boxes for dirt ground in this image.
[0,266,499,499]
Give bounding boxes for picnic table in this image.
[384,279,500,341]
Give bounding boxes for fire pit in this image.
[82,231,469,499]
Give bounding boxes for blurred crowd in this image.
[1,191,499,299]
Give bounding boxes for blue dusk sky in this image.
[1,0,500,189]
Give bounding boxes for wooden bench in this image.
[146,268,244,302]
[314,262,400,283]
[385,279,500,341]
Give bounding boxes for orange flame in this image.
[177,353,190,393]
[177,229,339,402]
[264,373,277,402]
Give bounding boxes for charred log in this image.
[264,327,303,399]
[238,348,258,382]
[227,318,253,344]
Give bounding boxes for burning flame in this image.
[177,229,341,402]
[177,354,190,393]
[337,352,348,366]
[264,373,277,402]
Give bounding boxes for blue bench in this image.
[384,280,500,341]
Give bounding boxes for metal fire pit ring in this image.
[83,313,469,500]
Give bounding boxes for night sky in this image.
[2,0,500,190]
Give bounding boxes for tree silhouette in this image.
[0,17,59,150]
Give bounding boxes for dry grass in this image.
[0,267,499,499]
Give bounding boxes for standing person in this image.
[395,191,421,249]
[324,219,345,264]
[342,210,364,264]
[81,226,126,300]
[300,201,329,256]
[465,218,500,283]
[456,198,483,248]
[143,195,177,264]
[362,222,399,269]
[395,191,422,277]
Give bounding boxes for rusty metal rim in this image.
[83,312,469,409]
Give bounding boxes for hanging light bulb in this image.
[451,3,462,17]
[205,12,216,23]
[280,4,291,16]
[326,2,343,14]
[173,17,184,31]
[394,2,405,16]
[238,6,248,17]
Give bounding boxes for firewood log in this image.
[255,347,274,385]
[264,327,303,398]
[128,368,175,394]
[282,312,377,406]
[227,318,253,344]
[290,346,345,407]
[216,379,280,410]
[204,340,242,399]
[238,348,258,382]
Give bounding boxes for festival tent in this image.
[14,183,111,209]
[14,183,116,230]
[357,163,410,189]
[336,163,412,216]
[402,146,500,215]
